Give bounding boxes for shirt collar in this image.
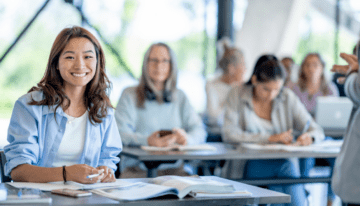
[42,104,66,116]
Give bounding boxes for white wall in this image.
[235,0,311,79]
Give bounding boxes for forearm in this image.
[11,164,63,183]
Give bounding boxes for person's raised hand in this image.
[331,53,359,84]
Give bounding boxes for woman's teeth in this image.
[72,73,86,77]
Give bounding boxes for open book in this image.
[91,175,239,201]
[141,144,217,152]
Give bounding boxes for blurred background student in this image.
[222,55,325,206]
[205,38,246,142]
[289,53,339,116]
[331,52,360,206]
[115,42,206,178]
[4,26,122,184]
[281,57,296,88]
[288,52,339,206]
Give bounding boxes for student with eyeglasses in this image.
[115,43,206,178]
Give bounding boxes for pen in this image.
[17,188,22,198]
[302,120,311,134]
[86,169,104,179]
[87,173,101,179]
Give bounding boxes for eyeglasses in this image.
[148,58,170,65]
[304,63,322,68]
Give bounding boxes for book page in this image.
[91,182,179,201]
[151,176,235,198]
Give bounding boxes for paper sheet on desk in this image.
[242,140,343,152]
[141,144,217,152]
[8,179,132,191]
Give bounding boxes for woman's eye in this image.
[85,56,93,59]
[65,56,74,59]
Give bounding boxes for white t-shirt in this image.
[52,111,88,167]
[252,114,274,135]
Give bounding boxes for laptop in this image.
[315,96,353,130]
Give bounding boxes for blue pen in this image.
[302,120,311,134]
[17,189,22,198]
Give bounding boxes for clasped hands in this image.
[147,128,187,147]
[268,129,313,146]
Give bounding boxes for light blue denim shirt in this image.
[332,72,360,203]
[4,90,122,177]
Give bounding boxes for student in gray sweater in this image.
[331,52,360,206]
[115,43,206,177]
[222,55,325,206]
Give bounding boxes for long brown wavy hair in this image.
[28,26,112,124]
[298,53,330,95]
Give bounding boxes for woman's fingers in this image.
[340,53,357,64]
[331,65,349,74]
[297,134,312,146]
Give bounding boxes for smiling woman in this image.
[58,38,97,91]
[3,26,122,184]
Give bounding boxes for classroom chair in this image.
[0,150,11,182]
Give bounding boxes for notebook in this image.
[315,96,353,130]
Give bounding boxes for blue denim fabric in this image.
[300,137,336,200]
[245,159,306,206]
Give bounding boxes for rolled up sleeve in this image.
[4,100,40,176]
[98,114,122,172]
